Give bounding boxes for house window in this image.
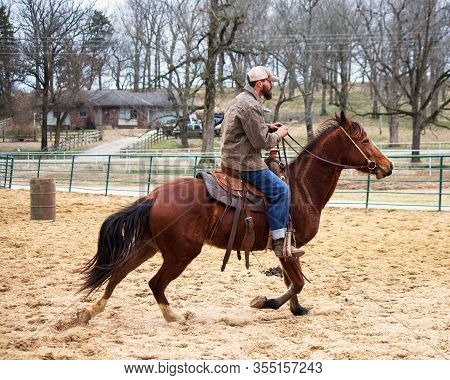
[119,108,137,120]
[119,108,128,119]
[80,109,87,118]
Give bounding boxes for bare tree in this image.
[121,0,146,91]
[108,34,133,90]
[271,1,305,123]
[270,0,321,140]
[321,0,360,112]
[16,0,91,151]
[201,0,246,155]
[357,0,450,160]
[158,0,204,148]
[139,0,167,89]
[299,0,321,140]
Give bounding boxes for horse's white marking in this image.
[158,304,182,322]
[89,297,108,318]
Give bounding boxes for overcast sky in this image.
[93,0,124,11]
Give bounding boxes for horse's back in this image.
[148,176,269,252]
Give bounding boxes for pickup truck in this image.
[172,122,203,138]
[173,121,222,138]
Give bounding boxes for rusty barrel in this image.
[30,178,56,220]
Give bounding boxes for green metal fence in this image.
[3,151,450,211]
[0,154,14,188]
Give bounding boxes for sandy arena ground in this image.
[0,189,448,360]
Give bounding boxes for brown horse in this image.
[78,112,393,323]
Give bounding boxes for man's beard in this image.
[262,85,272,100]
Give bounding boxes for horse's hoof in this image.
[76,308,92,325]
[159,304,183,323]
[250,296,267,309]
[165,314,183,323]
[291,306,309,316]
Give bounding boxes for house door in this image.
[103,109,110,126]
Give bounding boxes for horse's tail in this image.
[78,197,155,296]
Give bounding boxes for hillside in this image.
[1,83,449,153]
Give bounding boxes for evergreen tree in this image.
[0,5,16,117]
[84,10,114,90]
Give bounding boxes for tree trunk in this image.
[200,0,219,161]
[328,66,334,105]
[40,76,49,152]
[217,52,225,94]
[54,116,62,149]
[320,76,327,116]
[180,111,189,149]
[338,53,348,110]
[388,114,399,146]
[115,58,121,90]
[201,48,217,156]
[370,69,378,118]
[288,66,296,98]
[98,65,103,90]
[411,111,425,163]
[304,93,314,142]
[133,42,140,91]
[40,99,48,151]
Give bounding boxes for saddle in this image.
[196,170,266,213]
[196,165,270,272]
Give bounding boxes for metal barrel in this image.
[30,178,56,220]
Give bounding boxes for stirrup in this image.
[285,229,305,258]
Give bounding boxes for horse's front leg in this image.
[251,257,309,315]
[282,260,309,316]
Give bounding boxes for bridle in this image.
[282,126,377,171]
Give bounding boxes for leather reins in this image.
[281,128,378,172]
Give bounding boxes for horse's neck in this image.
[288,137,343,214]
[286,137,343,245]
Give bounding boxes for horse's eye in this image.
[362,139,369,145]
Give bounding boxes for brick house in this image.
[47,89,178,130]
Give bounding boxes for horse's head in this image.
[336,111,393,179]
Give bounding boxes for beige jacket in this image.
[220,84,282,171]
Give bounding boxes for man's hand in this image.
[274,124,289,138]
[268,122,289,137]
[268,122,283,132]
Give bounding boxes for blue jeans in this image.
[240,169,289,240]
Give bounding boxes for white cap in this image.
[247,66,279,83]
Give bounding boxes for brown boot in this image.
[272,239,305,258]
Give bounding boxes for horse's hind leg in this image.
[251,257,308,315]
[78,243,158,324]
[148,249,201,323]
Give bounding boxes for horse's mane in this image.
[298,116,367,155]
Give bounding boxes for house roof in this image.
[87,90,176,108]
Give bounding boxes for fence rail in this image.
[2,151,449,211]
[0,117,12,131]
[0,154,14,188]
[50,130,102,151]
[120,130,167,152]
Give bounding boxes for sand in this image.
[0,189,448,360]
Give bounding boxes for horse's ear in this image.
[335,112,341,124]
[340,110,351,129]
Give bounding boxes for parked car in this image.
[172,122,203,138]
[213,112,224,126]
[214,123,222,137]
[159,116,178,136]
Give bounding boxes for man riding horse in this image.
[220,65,304,258]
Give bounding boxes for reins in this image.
[280,128,377,171]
